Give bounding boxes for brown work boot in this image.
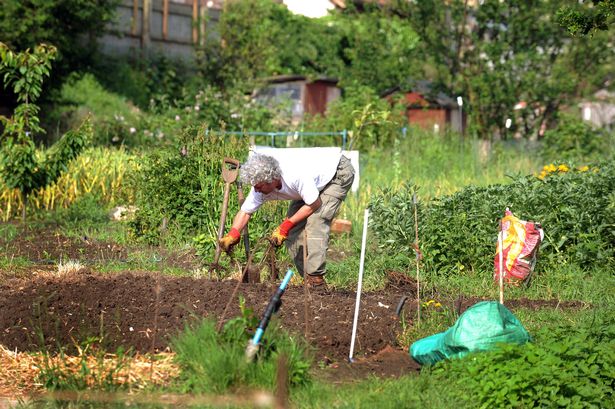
[305,274,326,288]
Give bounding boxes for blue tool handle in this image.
[250,269,294,346]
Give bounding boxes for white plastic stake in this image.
[349,209,369,363]
[498,220,504,304]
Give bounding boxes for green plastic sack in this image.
[410,301,530,366]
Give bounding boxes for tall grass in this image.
[341,127,539,230]
[359,128,539,200]
[332,128,541,287]
[0,147,135,221]
[171,313,311,394]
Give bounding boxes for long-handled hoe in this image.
[245,268,294,362]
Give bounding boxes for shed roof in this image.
[263,75,339,85]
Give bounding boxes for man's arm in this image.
[288,197,322,225]
[230,210,252,231]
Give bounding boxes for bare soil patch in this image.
[0,224,586,392]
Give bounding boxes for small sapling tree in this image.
[0,42,91,221]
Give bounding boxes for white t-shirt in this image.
[240,147,342,214]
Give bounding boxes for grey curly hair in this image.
[240,153,282,186]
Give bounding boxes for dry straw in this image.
[0,345,178,397]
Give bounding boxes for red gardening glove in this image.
[219,228,241,253]
[269,219,295,247]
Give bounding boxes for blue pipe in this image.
[248,269,294,348]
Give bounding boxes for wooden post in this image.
[199,0,207,47]
[303,229,310,340]
[131,0,139,36]
[275,354,289,409]
[162,0,169,40]
[141,0,151,49]
[192,0,198,44]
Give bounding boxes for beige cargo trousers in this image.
[285,156,355,277]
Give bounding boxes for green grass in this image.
[359,130,539,199]
[170,314,312,394]
[5,124,615,407]
[0,222,19,241]
[292,370,462,409]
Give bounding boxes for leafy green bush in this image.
[50,73,145,146]
[541,114,614,163]
[51,72,276,148]
[0,0,118,93]
[433,315,615,408]
[127,127,286,251]
[171,301,311,393]
[370,161,615,275]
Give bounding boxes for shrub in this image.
[432,315,615,408]
[541,114,614,163]
[303,83,407,151]
[126,127,286,250]
[49,73,144,146]
[370,161,615,275]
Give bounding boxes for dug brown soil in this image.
[0,226,586,387]
[0,270,420,374]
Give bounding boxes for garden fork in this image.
[213,157,241,266]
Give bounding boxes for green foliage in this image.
[55,193,109,226]
[433,315,615,408]
[370,161,615,276]
[557,0,615,36]
[541,114,614,162]
[90,54,192,111]
[171,301,311,393]
[0,119,91,195]
[127,128,240,245]
[0,0,119,92]
[392,0,611,140]
[203,0,419,93]
[0,43,92,219]
[334,10,420,93]
[203,0,290,87]
[51,73,143,146]
[0,42,56,136]
[305,83,406,150]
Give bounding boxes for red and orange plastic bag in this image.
[494,209,544,285]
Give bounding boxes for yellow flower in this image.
[558,164,569,172]
[578,165,589,172]
[434,302,442,308]
[547,164,557,173]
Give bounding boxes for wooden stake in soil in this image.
[303,228,310,340]
[217,253,255,332]
[413,192,421,327]
[148,275,162,382]
[275,354,289,409]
